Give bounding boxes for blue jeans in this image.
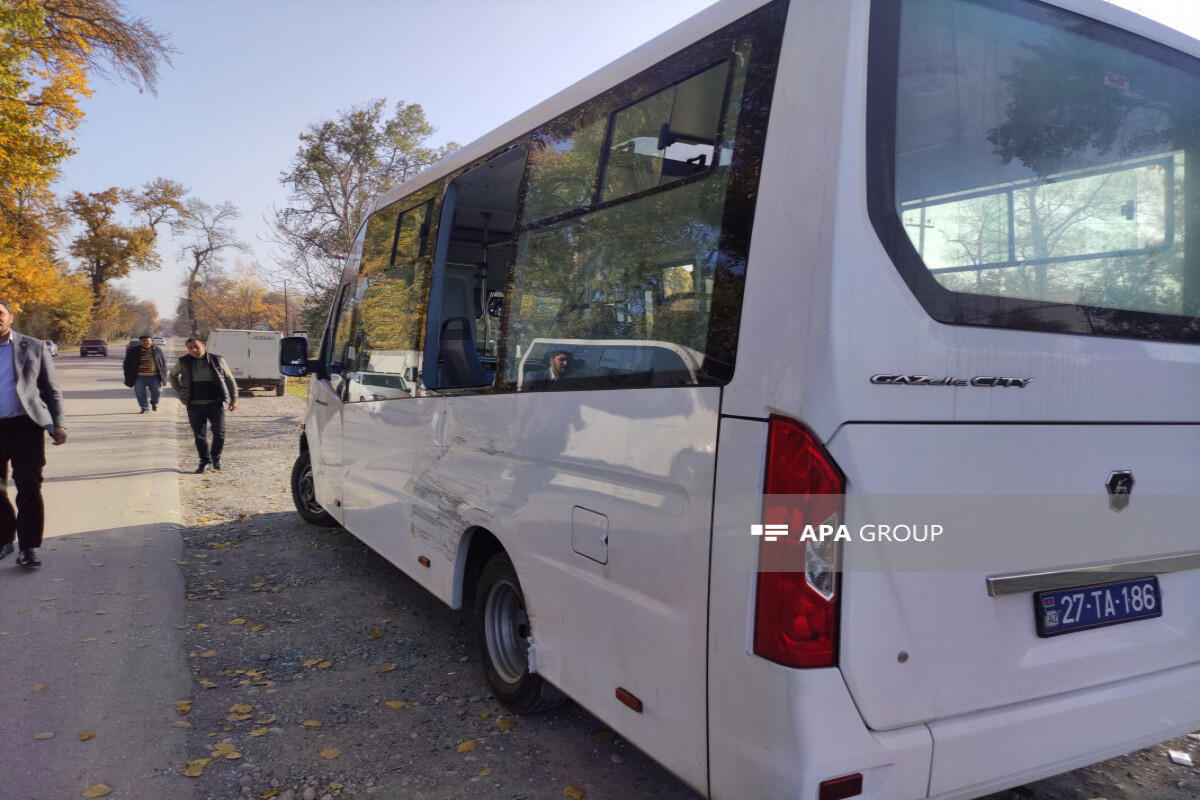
[134,375,162,410]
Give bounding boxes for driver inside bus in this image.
[522,350,572,390]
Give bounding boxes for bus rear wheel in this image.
[290,450,337,527]
[475,553,565,714]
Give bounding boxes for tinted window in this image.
[869,0,1200,341]
[343,196,436,401]
[502,2,787,389]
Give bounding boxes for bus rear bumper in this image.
[926,660,1200,799]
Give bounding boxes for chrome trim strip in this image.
[987,552,1200,597]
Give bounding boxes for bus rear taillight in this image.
[754,416,844,668]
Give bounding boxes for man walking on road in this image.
[123,334,168,413]
[0,299,67,568]
[169,337,238,473]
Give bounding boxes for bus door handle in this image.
[314,398,329,406]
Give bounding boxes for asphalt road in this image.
[0,342,192,799]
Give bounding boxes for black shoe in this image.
[140,408,148,414]
[0,542,13,560]
[16,549,40,567]
[152,404,158,411]
[212,459,221,471]
[194,462,209,474]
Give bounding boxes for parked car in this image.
[79,339,107,357]
[45,340,58,357]
[152,335,166,347]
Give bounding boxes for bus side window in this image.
[344,197,435,401]
[426,147,526,390]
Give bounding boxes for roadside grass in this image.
[284,377,308,400]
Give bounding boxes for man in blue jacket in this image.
[0,299,67,568]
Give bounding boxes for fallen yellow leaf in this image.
[211,742,237,756]
[497,717,517,731]
[329,782,343,790]
[250,625,264,632]
[320,747,341,760]
[259,791,277,799]
[302,659,321,667]
[30,684,44,691]
[224,751,242,760]
[563,786,585,800]
[230,618,246,625]
[479,711,490,719]
[34,732,54,740]
[367,630,381,639]
[479,768,491,776]
[229,704,253,713]
[81,784,112,797]
[175,701,193,715]
[172,721,192,729]
[199,650,217,658]
[78,732,95,741]
[255,715,278,724]
[302,720,323,727]
[457,740,477,753]
[249,727,269,737]
[196,623,209,629]
[182,757,212,777]
[378,664,397,673]
[385,700,407,709]
[317,660,333,669]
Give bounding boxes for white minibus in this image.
[279,0,1200,797]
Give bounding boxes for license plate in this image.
[1035,576,1162,637]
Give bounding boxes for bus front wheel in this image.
[475,553,565,714]
[290,451,337,527]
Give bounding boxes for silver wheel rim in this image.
[484,578,529,685]
[298,461,321,515]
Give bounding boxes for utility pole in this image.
[283,279,289,334]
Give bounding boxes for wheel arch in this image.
[455,526,505,612]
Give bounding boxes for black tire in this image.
[290,450,337,527]
[275,381,285,396]
[474,553,566,714]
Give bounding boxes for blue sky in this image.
[54,0,1199,318]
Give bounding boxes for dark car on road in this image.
[80,339,108,357]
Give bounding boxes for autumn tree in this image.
[66,187,158,305]
[174,199,245,335]
[271,99,457,331]
[90,286,148,338]
[0,1,171,310]
[16,271,93,342]
[187,267,284,334]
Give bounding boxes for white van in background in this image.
[279,1,1200,798]
[207,329,284,395]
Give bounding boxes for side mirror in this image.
[280,336,321,378]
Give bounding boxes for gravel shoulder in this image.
[171,391,1200,800]
[172,390,699,800]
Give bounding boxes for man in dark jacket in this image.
[168,337,238,473]
[0,298,67,568]
[123,334,168,413]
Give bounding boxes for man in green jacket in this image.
[169,337,238,473]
